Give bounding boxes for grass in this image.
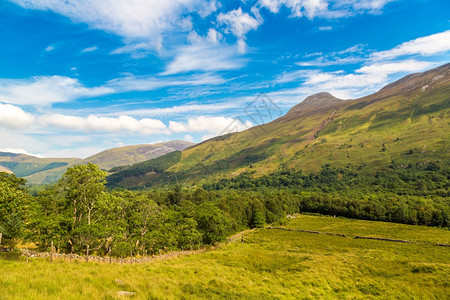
[284,214,450,244]
[1,215,449,299]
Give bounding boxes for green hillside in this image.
[0,140,193,185]
[109,64,450,189]
[0,153,81,185]
[106,150,182,188]
[1,215,448,299]
[83,140,193,170]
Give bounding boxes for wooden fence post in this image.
[109,247,112,265]
[86,245,89,263]
[0,232,2,245]
[50,241,54,263]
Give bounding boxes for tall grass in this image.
[1,215,449,299]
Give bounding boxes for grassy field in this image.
[1,215,449,299]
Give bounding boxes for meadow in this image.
[1,215,449,299]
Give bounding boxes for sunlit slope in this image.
[104,64,449,188]
[83,140,193,170]
[157,64,449,185]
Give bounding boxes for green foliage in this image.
[15,160,450,258]
[195,202,232,244]
[0,213,24,247]
[27,187,69,251]
[0,173,30,248]
[106,150,182,187]
[29,163,108,253]
[59,163,107,226]
[203,164,450,227]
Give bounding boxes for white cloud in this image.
[0,76,113,105]
[110,101,240,118]
[258,0,394,19]
[274,70,311,83]
[0,148,44,158]
[271,59,438,102]
[217,7,261,39]
[304,60,433,89]
[110,42,155,58]
[318,26,332,31]
[281,30,450,101]
[296,30,450,70]
[184,134,194,142]
[0,73,225,106]
[45,44,55,52]
[372,30,450,61]
[343,0,394,12]
[356,60,433,76]
[258,0,331,18]
[107,73,225,92]
[39,114,170,135]
[161,37,245,75]
[10,0,217,50]
[237,39,248,54]
[206,28,223,44]
[296,44,366,67]
[81,45,98,53]
[42,146,107,159]
[0,131,46,158]
[169,116,253,135]
[0,103,34,129]
[273,62,446,106]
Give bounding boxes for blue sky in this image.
[0,0,449,158]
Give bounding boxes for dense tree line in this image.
[0,164,288,256]
[204,163,449,197]
[106,151,182,186]
[0,161,448,256]
[203,163,449,227]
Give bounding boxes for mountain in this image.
[286,92,343,114]
[107,63,450,189]
[82,140,194,170]
[0,140,194,185]
[0,153,80,184]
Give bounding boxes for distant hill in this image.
[106,151,183,188]
[0,153,79,181]
[107,63,450,189]
[0,165,13,173]
[82,140,193,170]
[0,140,194,185]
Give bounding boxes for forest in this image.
[0,161,448,257]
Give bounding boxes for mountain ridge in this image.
[0,140,194,185]
[106,63,450,189]
[83,140,194,170]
